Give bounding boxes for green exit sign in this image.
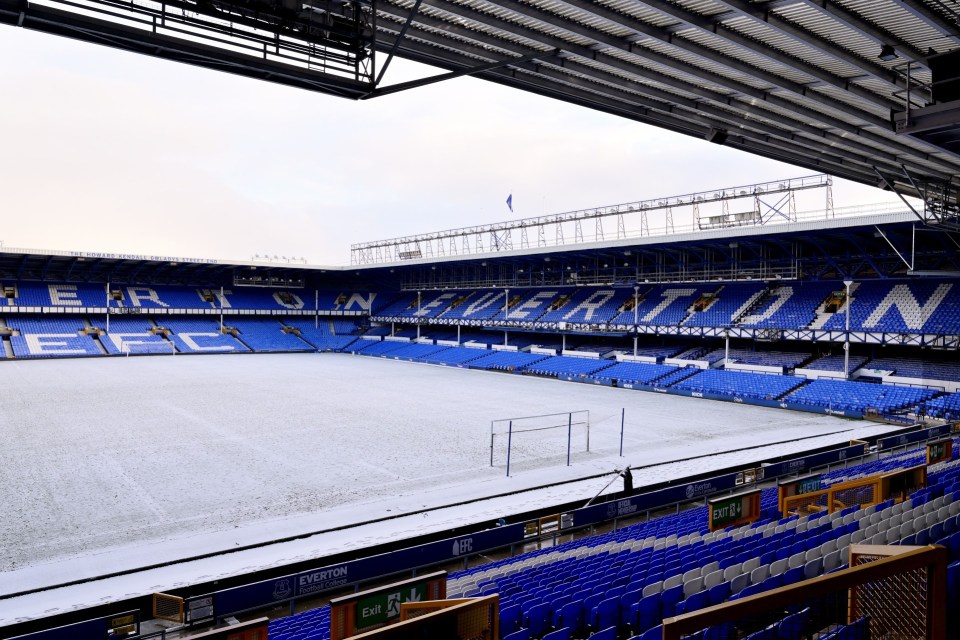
[796,475,822,495]
[711,497,744,527]
[356,584,426,629]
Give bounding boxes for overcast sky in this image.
[0,27,907,265]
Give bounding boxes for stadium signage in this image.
[68,250,218,264]
[298,566,349,594]
[215,524,524,616]
[878,426,950,451]
[709,489,761,531]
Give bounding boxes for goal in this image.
[490,410,590,475]
[119,339,177,356]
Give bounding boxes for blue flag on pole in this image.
[506,194,513,212]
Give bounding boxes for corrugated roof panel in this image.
[596,0,686,28]
[600,46,739,95]
[682,27,819,86]
[841,0,960,54]
[529,0,636,38]
[726,11,874,81]
[573,55,706,102]
[637,35,778,92]
[810,84,894,120]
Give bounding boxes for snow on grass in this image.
[0,353,897,624]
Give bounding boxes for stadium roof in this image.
[3,209,958,286]
[373,0,960,199]
[4,0,960,203]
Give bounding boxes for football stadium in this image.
[3,0,960,639]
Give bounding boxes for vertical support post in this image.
[315,289,319,330]
[416,291,421,340]
[844,280,852,379]
[490,429,495,467]
[506,420,513,477]
[633,284,639,326]
[105,281,110,333]
[220,285,224,333]
[567,412,572,466]
[562,334,566,351]
[504,330,508,346]
[724,330,730,365]
[620,407,625,457]
[633,336,637,358]
[457,324,461,344]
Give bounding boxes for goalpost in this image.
[119,339,177,356]
[490,410,590,476]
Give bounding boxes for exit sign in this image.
[708,489,761,531]
[356,585,426,629]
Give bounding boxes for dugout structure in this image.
[490,410,590,476]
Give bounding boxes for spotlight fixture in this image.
[878,44,898,62]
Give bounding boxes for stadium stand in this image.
[706,348,810,370]
[93,316,173,355]
[267,442,960,640]
[858,357,960,383]
[821,280,960,334]
[164,317,251,353]
[803,354,871,373]
[674,369,807,401]
[470,350,551,372]
[350,339,411,356]
[633,285,706,326]
[589,361,680,385]
[739,282,838,330]
[7,316,101,357]
[491,289,564,324]
[438,290,508,322]
[230,318,315,352]
[279,318,358,350]
[926,394,960,421]
[523,355,615,378]
[537,289,632,325]
[419,345,492,366]
[683,282,766,328]
[784,378,938,414]
[11,282,107,307]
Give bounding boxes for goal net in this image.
[490,410,590,474]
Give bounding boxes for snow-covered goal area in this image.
[0,353,898,618]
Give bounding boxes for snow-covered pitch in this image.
[0,353,896,622]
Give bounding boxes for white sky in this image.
[0,27,908,265]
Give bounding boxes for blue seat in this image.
[631,593,661,635]
[501,604,523,635]
[744,625,776,640]
[542,628,572,640]
[708,581,731,606]
[592,596,620,632]
[638,625,663,640]
[677,589,710,615]
[589,627,617,640]
[523,602,551,639]
[704,622,735,640]
[660,584,684,618]
[775,607,810,640]
[620,588,644,627]
[555,600,585,636]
